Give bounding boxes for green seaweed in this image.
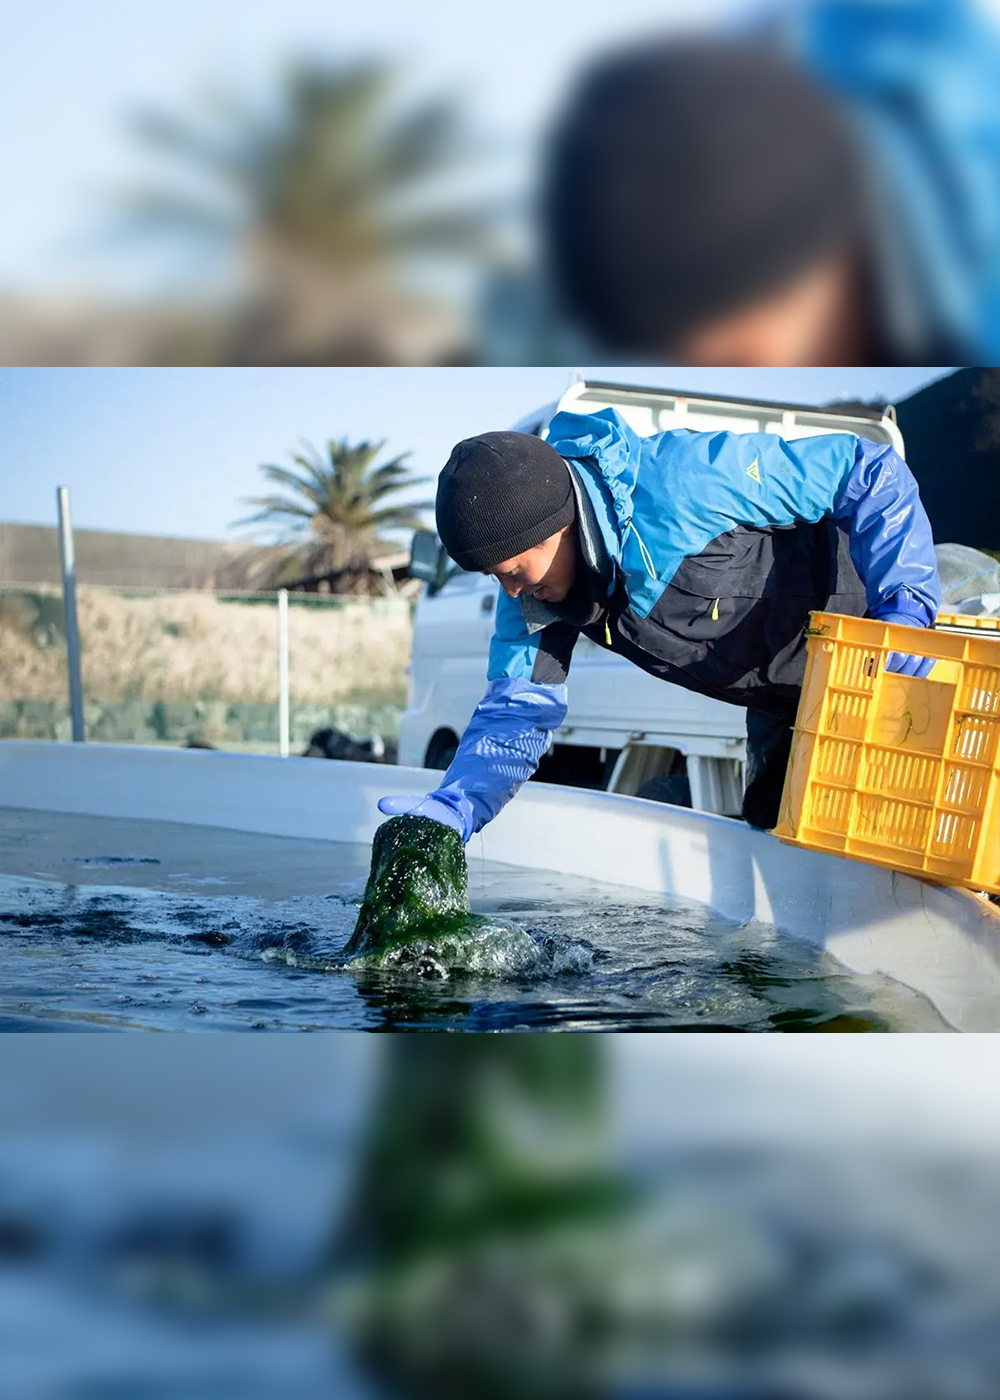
[344,815,592,980]
[344,815,471,959]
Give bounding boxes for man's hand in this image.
[875,611,936,679]
[377,795,467,839]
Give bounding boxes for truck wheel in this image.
[425,730,459,770]
[636,772,692,807]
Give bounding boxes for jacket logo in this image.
[746,459,761,484]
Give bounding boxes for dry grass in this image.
[0,588,412,704]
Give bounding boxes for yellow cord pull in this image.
[605,619,613,646]
[711,598,720,622]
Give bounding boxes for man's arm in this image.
[744,432,940,674]
[827,437,941,678]
[427,675,570,840]
[831,438,940,627]
[747,431,941,676]
[380,591,578,841]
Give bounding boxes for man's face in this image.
[670,253,862,367]
[486,526,577,604]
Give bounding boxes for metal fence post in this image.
[278,588,290,757]
[56,487,85,742]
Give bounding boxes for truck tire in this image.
[424,730,459,770]
[636,772,692,807]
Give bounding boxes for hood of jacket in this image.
[545,407,664,616]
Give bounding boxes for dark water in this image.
[0,810,947,1031]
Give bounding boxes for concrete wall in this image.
[0,698,402,749]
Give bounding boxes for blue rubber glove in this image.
[377,794,467,840]
[875,611,936,679]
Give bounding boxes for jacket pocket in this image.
[669,527,767,598]
[626,583,814,700]
[647,584,755,644]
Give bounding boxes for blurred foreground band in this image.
[1,1037,999,1398]
[2,0,998,365]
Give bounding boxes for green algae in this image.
[344,815,472,960]
[343,816,593,979]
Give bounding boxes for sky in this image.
[1,366,955,542]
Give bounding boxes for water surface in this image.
[0,809,947,1031]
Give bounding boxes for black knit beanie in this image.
[543,37,865,350]
[436,432,575,572]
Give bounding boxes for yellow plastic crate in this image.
[936,611,1000,634]
[774,611,1000,895]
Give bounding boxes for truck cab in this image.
[399,376,905,814]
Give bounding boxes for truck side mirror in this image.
[408,529,446,593]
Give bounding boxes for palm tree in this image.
[118,60,500,364]
[235,438,432,592]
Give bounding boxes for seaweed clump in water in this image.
[344,815,471,960]
[344,815,593,980]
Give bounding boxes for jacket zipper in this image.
[622,521,720,622]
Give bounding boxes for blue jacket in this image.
[429,409,940,840]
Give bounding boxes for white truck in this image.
[400,376,906,815]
